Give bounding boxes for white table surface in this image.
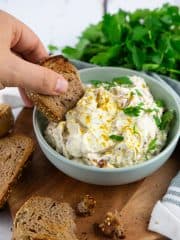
[0,0,179,239]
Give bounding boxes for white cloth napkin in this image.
[0,87,24,118]
[149,171,180,240]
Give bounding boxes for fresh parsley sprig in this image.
[62,4,180,81]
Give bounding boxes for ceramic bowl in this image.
[33,67,180,185]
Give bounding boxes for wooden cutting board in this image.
[8,108,179,240]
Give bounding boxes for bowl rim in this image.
[33,67,180,173]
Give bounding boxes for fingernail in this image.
[55,77,68,93]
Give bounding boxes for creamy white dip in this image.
[45,75,168,168]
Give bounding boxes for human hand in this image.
[0,10,68,107]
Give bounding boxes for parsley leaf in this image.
[90,80,103,87]
[90,45,120,65]
[102,13,122,45]
[144,108,158,113]
[90,80,115,90]
[160,110,174,130]
[123,103,144,117]
[153,115,162,128]
[133,124,139,134]
[155,99,165,108]
[48,44,59,54]
[147,138,157,152]
[63,38,90,59]
[90,76,133,89]
[135,89,143,96]
[153,110,174,130]
[112,76,133,85]
[109,135,124,141]
[123,106,141,117]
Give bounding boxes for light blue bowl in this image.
[33,67,180,185]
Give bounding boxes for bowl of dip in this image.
[33,67,180,185]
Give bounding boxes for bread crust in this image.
[0,104,14,137]
[0,134,34,208]
[26,55,84,122]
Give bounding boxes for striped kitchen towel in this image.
[149,171,180,240]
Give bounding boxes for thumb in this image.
[0,52,68,95]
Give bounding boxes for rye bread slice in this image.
[12,196,78,240]
[26,55,84,122]
[0,104,14,137]
[0,134,34,208]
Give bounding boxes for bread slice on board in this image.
[26,55,84,122]
[12,196,78,240]
[0,104,14,137]
[0,134,34,208]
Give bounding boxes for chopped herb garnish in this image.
[133,124,139,134]
[160,110,174,130]
[135,89,143,96]
[90,80,103,86]
[144,108,154,113]
[144,108,158,113]
[123,106,141,116]
[147,138,157,152]
[104,82,116,90]
[153,115,161,128]
[90,76,133,89]
[153,110,174,130]
[155,99,165,108]
[109,134,124,141]
[90,80,113,90]
[123,103,143,117]
[112,76,133,85]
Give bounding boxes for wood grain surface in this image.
[8,108,179,240]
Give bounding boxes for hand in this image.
[0,11,68,107]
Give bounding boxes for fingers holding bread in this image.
[26,55,84,122]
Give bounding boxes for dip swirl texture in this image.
[45,76,168,168]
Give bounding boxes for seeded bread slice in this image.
[0,104,14,137]
[26,55,84,122]
[12,196,78,240]
[0,134,34,208]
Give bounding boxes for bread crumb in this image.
[76,195,96,217]
[95,211,125,239]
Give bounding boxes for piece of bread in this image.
[0,134,34,208]
[26,55,84,122]
[0,104,14,137]
[12,196,78,240]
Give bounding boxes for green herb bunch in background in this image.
[49,4,180,80]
